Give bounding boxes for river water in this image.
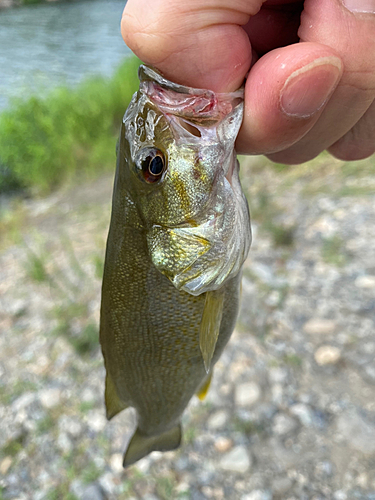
[0,0,131,110]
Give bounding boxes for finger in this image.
[328,99,375,160]
[121,0,262,92]
[243,1,302,55]
[236,43,343,154]
[266,0,375,163]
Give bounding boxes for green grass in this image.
[321,235,347,267]
[0,56,140,194]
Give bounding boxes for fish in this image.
[99,65,251,467]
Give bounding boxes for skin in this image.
[121,0,375,164]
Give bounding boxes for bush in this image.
[0,56,140,194]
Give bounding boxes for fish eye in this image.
[137,148,166,184]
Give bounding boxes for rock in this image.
[214,437,233,453]
[38,388,62,409]
[268,367,288,385]
[207,410,228,430]
[290,404,314,427]
[355,275,375,289]
[314,345,341,365]
[272,477,293,495]
[235,382,261,407]
[57,432,73,453]
[85,411,106,432]
[0,456,12,475]
[272,413,297,436]
[219,446,252,473]
[109,453,123,473]
[336,409,375,455]
[303,319,336,335]
[82,483,106,500]
[241,490,272,500]
[58,415,82,438]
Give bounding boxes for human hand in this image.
[121,0,375,164]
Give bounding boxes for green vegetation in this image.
[321,235,347,267]
[0,56,140,194]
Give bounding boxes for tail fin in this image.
[123,423,182,467]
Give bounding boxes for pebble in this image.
[235,382,261,407]
[241,490,272,500]
[85,411,107,432]
[303,319,336,335]
[214,437,233,453]
[38,388,62,409]
[272,476,293,495]
[81,483,106,500]
[0,456,13,475]
[336,410,375,455]
[207,410,228,430]
[219,446,252,473]
[314,345,341,365]
[272,413,297,436]
[354,275,375,289]
[290,404,314,427]
[109,453,123,473]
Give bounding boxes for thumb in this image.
[237,42,343,155]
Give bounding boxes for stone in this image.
[355,275,375,289]
[214,437,233,453]
[336,409,375,455]
[0,456,12,475]
[219,446,252,473]
[235,382,261,407]
[207,410,228,430]
[314,345,341,365]
[241,490,272,500]
[85,411,106,432]
[303,319,336,335]
[272,413,297,436]
[109,453,123,473]
[272,477,293,495]
[290,404,314,427]
[38,388,62,409]
[82,484,106,500]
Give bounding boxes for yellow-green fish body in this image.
[100,66,251,467]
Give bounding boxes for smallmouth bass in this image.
[100,65,251,467]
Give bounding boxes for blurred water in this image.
[0,0,131,110]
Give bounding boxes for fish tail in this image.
[123,423,182,467]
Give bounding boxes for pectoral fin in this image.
[105,372,128,420]
[199,290,224,373]
[123,424,182,467]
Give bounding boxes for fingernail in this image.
[280,57,342,118]
[343,0,375,13]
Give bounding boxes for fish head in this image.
[120,65,251,295]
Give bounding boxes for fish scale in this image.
[100,65,251,466]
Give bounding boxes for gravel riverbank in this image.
[1,154,375,499]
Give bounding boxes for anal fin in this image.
[199,289,224,373]
[105,372,128,420]
[123,423,182,467]
[196,371,213,401]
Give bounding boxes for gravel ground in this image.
[1,154,375,500]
